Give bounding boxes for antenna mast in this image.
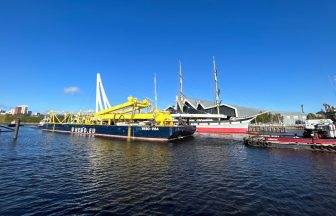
[177,60,184,113]
[179,60,183,96]
[154,73,158,110]
[213,57,221,115]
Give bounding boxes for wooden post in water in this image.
[13,118,20,139]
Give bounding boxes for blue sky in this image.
[0,0,335,113]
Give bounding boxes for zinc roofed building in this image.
[167,95,262,119]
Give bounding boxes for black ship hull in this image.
[42,123,196,141]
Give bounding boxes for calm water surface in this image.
[1,127,336,215]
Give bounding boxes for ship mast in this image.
[179,60,183,97]
[213,57,221,115]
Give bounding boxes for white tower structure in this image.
[96,73,111,113]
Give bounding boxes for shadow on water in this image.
[1,127,336,215]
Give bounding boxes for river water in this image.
[1,127,336,215]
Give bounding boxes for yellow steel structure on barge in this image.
[42,73,195,141]
[48,96,173,127]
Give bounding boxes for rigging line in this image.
[77,84,95,112]
[328,75,336,97]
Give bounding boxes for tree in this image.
[0,114,44,123]
[253,112,284,124]
[306,113,318,120]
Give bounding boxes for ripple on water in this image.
[1,128,336,215]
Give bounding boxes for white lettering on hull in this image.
[71,127,96,134]
[141,127,159,131]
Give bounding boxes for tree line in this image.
[252,110,327,124]
[252,112,284,124]
[0,114,44,123]
[306,110,326,120]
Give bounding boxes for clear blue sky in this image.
[1,0,335,113]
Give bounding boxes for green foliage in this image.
[253,112,284,124]
[306,113,325,120]
[0,114,44,123]
[316,110,326,115]
[306,113,315,119]
[315,110,326,119]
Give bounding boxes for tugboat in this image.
[244,119,336,152]
[41,74,196,141]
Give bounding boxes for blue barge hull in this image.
[42,124,196,141]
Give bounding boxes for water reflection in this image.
[1,127,336,215]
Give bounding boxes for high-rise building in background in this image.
[21,105,28,114]
[13,105,29,114]
[14,106,22,114]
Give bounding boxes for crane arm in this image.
[95,96,151,116]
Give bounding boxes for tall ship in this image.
[166,58,261,133]
[41,74,196,141]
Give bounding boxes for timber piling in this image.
[13,119,20,139]
[248,125,287,133]
[0,118,20,139]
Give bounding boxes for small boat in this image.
[38,117,48,128]
[8,120,24,127]
[8,121,16,127]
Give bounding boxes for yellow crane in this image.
[94,96,173,126]
[47,74,174,126]
[47,97,173,126]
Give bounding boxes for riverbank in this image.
[0,114,44,124]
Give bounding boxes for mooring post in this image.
[13,118,20,139]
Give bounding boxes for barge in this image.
[243,135,336,152]
[42,123,195,141]
[41,74,196,141]
[244,119,336,152]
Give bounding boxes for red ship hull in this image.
[196,127,248,133]
[265,137,336,145]
[244,135,336,152]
